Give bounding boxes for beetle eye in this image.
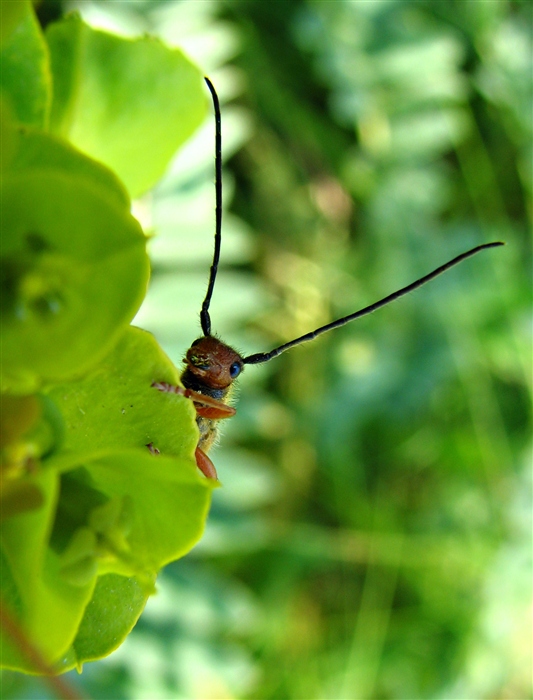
[229,362,242,378]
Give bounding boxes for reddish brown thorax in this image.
[184,336,243,390]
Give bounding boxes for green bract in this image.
[0,3,211,674]
[9,124,130,210]
[48,326,198,462]
[46,14,207,197]
[0,170,149,392]
[0,1,50,127]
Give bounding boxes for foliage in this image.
[0,3,213,675]
[2,0,531,699]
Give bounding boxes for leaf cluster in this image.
[0,3,214,674]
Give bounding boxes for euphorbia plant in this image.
[0,2,214,673]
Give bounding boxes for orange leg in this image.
[147,441,217,480]
[195,447,218,480]
[152,381,234,480]
[151,381,236,418]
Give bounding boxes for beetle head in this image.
[185,336,244,389]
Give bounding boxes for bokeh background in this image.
[5,1,531,698]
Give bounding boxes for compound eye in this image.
[229,361,242,379]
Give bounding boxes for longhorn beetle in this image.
[152,77,504,481]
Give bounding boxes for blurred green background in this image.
[5,1,531,698]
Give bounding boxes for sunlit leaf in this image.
[0,171,149,392]
[46,14,206,197]
[47,325,199,460]
[69,573,150,667]
[8,122,130,210]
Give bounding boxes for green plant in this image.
[0,2,215,674]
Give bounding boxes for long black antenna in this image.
[243,242,504,365]
[200,76,223,336]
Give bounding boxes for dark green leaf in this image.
[0,468,96,672]
[0,2,50,127]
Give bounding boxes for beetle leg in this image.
[151,381,236,418]
[195,447,218,480]
[193,403,236,419]
[152,382,227,480]
[148,441,218,480]
[147,439,218,480]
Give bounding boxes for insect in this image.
[153,77,504,481]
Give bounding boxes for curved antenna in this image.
[200,76,223,336]
[243,241,504,365]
